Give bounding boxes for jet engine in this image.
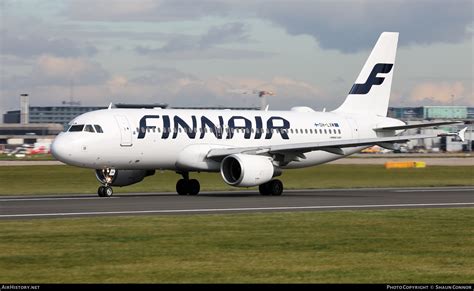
[95,169,155,187]
[220,154,276,187]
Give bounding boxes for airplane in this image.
[51,32,466,197]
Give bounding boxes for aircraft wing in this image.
[206,130,465,159]
[374,121,462,131]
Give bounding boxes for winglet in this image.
[108,103,113,109]
[458,127,467,142]
[438,126,468,142]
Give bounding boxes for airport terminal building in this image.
[387,106,474,152]
[3,105,107,128]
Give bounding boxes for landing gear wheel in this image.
[98,186,105,197]
[104,186,113,197]
[259,180,283,196]
[176,179,188,195]
[188,179,200,195]
[259,183,271,196]
[97,186,113,197]
[269,179,283,196]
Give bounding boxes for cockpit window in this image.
[94,125,104,133]
[84,124,95,133]
[63,125,71,132]
[69,125,84,132]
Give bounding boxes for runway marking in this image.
[1,202,473,218]
[394,189,474,193]
[0,197,118,202]
[1,186,472,200]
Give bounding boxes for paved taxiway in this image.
[1,187,473,219]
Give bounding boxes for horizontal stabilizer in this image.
[374,121,463,131]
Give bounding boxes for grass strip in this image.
[0,208,472,283]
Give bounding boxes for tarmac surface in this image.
[1,187,473,220]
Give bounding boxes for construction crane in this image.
[228,89,275,110]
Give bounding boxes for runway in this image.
[1,186,473,219]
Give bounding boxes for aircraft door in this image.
[348,118,359,139]
[114,115,133,146]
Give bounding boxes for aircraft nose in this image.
[51,135,71,163]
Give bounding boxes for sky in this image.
[0,0,473,115]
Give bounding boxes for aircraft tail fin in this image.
[334,32,399,117]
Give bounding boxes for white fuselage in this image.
[51,107,403,171]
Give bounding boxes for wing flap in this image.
[374,121,462,131]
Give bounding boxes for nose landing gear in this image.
[98,185,113,197]
[96,168,116,198]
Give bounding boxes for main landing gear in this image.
[176,172,201,195]
[174,173,283,196]
[258,179,283,196]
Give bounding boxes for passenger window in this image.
[324,129,327,134]
[338,129,341,134]
[69,125,84,132]
[329,129,332,134]
[305,129,308,134]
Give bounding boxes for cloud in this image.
[0,16,98,58]
[134,22,270,59]
[258,0,473,53]
[1,33,98,58]
[63,0,473,53]
[65,0,229,22]
[130,68,197,86]
[135,46,269,59]
[409,81,473,106]
[6,63,325,108]
[3,55,110,89]
[199,22,249,48]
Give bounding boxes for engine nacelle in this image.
[95,169,155,187]
[220,154,275,187]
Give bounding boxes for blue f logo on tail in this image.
[349,63,393,95]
